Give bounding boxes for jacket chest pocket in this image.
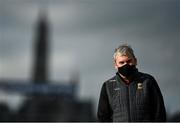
[112,90,120,112]
[136,89,149,105]
[135,89,150,113]
[112,88,128,113]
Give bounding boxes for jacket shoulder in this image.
[103,76,116,108]
[138,72,157,85]
[138,72,156,80]
[104,76,116,84]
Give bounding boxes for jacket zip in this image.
[127,86,131,122]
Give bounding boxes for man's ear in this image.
[114,61,118,70]
[134,57,137,66]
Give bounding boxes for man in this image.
[97,44,166,122]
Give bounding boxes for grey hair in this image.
[113,44,136,62]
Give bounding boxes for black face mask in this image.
[118,64,137,78]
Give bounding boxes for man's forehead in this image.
[116,53,133,58]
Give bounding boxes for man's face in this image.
[114,53,137,70]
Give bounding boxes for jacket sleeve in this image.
[150,77,166,121]
[97,82,113,122]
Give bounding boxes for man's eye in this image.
[119,62,124,64]
[127,59,132,63]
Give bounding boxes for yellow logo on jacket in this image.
[137,83,143,90]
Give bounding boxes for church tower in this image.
[32,12,49,83]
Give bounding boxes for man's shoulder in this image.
[104,75,116,84]
[138,72,157,84]
[138,72,155,79]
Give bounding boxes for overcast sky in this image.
[0,0,180,115]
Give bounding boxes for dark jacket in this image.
[97,71,166,122]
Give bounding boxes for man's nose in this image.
[124,62,131,65]
[124,62,128,65]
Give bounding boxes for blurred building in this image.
[0,13,95,121]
